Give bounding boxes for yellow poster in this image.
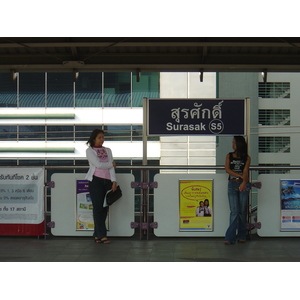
[179,179,213,231]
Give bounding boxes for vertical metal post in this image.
[142,98,149,239]
[143,98,148,166]
[246,97,251,239]
[246,97,251,153]
[43,167,47,239]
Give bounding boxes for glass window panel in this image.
[259,109,290,126]
[47,125,74,141]
[0,159,17,166]
[75,159,88,166]
[258,164,290,175]
[0,72,17,107]
[259,82,290,98]
[19,160,45,166]
[19,125,45,141]
[259,136,290,153]
[46,159,74,166]
[114,160,132,174]
[47,73,74,107]
[132,125,143,141]
[132,72,159,107]
[74,159,89,173]
[75,125,100,141]
[0,125,17,140]
[19,73,45,107]
[104,73,130,107]
[75,72,102,107]
[104,125,131,141]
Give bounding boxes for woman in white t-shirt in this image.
[85,129,117,244]
[196,201,205,217]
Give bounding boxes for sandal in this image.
[238,239,246,243]
[95,237,111,244]
[224,241,234,245]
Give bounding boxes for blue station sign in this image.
[147,98,246,136]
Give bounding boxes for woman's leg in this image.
[89,177,111,239]
[237,183,250,241]
[225,181,240,244]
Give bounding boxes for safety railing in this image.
[44,164,300,239]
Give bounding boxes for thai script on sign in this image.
[171,101,224,123]
[0,174,25,180]
[0,173,39,180]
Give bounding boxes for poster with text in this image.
[76,180,94,231]
[0,167,44,224]
[179,179,213,231]
[281,179,300,231]
[76,180,109,231]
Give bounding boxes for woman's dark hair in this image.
[234,135,248,159]
[86,129,104,147]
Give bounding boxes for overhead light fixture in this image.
[136,69,140,82]
[263,70,267,83]
[10,69,17,81]
[199,70,204,82]
[73,69,79,82]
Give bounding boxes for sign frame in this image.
[146,98,248,136]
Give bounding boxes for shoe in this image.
[95,237,111,244]
[238,239,246,243]
[224,241,233,245]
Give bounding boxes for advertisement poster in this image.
[76,180,94,230]
[179,179,213,231]
[0,167,44,224]
[281,179,300,231]
[76,180,109,231]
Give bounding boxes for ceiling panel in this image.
[1,37,300,73]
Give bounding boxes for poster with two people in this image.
[179,179,213,231]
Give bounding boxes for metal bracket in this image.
[47,221,55,228]
[246,222,261,230]
[131,181,158,189]
[250,182,262,189]
[45,181,55,188]
[130,222,158,229]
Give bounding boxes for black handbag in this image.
[105,185,122,206]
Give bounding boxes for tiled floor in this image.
[0,233,300,262]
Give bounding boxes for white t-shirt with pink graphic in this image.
[92,146,111,180]
[84,146,116,182]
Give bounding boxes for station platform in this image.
[0,233,299,262]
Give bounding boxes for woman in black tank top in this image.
[224,136,251,245]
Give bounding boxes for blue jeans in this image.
[88,176,112,239]
[225,181,250,243]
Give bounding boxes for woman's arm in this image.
[107,148,117,192]
[239,156,251,191]
[242,155,251,182]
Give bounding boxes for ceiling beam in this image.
[1,63,300,73]
[0,42,300,48]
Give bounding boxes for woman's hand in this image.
[112,181,117,192]
[239,182,247,192]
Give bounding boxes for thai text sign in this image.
[147,98,245,135]
[0,167,44,224]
